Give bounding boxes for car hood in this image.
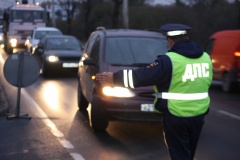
[44,49,82,56]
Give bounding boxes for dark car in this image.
[78,27,168,131]
[34,35,83,77]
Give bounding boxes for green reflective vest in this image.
[156,52,213,117]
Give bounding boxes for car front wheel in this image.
[90,96,108,131]
[77,80,89,112]
[41,62,49,77]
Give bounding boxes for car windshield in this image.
[105,37,168,66]
[10,10,45,23]
[46,37,81,50]
[34,30,62,40]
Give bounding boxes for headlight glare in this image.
[102,86,135,97]
[47,55,59,62]
[10,38,17,47]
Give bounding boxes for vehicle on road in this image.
[25,27,63,53]
[205,30,240,92]
[5,4,46,53]
[33,35,82,77]
[77,27,168,131]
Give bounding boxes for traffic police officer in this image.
[96,23,213,160]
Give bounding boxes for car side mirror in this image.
[36,46,43,53]
[83,58,96,66]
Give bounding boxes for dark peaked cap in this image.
[160,23,192,36]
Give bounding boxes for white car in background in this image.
[25,27,63,53]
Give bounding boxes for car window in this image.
[34,30,62,39]
[205,39,214,55]
[105,37,168,65]
[85,33,98,56]
[89,36,100,66]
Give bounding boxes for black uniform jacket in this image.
[113,40,204,115]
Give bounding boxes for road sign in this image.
[3,51,40,120]
[4,52,40,87]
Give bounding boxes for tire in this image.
[77,80,89,112]
[91,96,109,131]
[41,62,49,77]
[222,73,236,92]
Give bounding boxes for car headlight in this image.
[102,86,135,97]
[0,36,3,41]
[46,55,59,62]
[9,38,17,47]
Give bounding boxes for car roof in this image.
[34,27,61,31]
[210,30,240,39]
[94,28,166,38]
[43,35,76,39]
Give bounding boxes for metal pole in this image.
[7,52,31,120]
[123,0,129,29]
[52,0,56,27]
[15,53,24,117]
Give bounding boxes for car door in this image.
[80,33,100,102]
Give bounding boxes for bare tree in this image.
[111,0,122,28]
[238,0,240,28]
[82,0,92,39]
[58,0,81,34]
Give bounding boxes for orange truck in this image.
[205,30,240,92]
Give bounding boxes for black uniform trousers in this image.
[163,114,205,160]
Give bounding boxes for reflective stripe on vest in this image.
[123,69,134,88]
[155,92,208,100]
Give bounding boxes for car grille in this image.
[59,56,80,62]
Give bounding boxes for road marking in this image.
[70,153,85,160]
[218,110,240,120]
[22,89,85,160]
[58,139,75,149]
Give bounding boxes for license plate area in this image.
[141,104,154,112]
[62,63,78,68]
